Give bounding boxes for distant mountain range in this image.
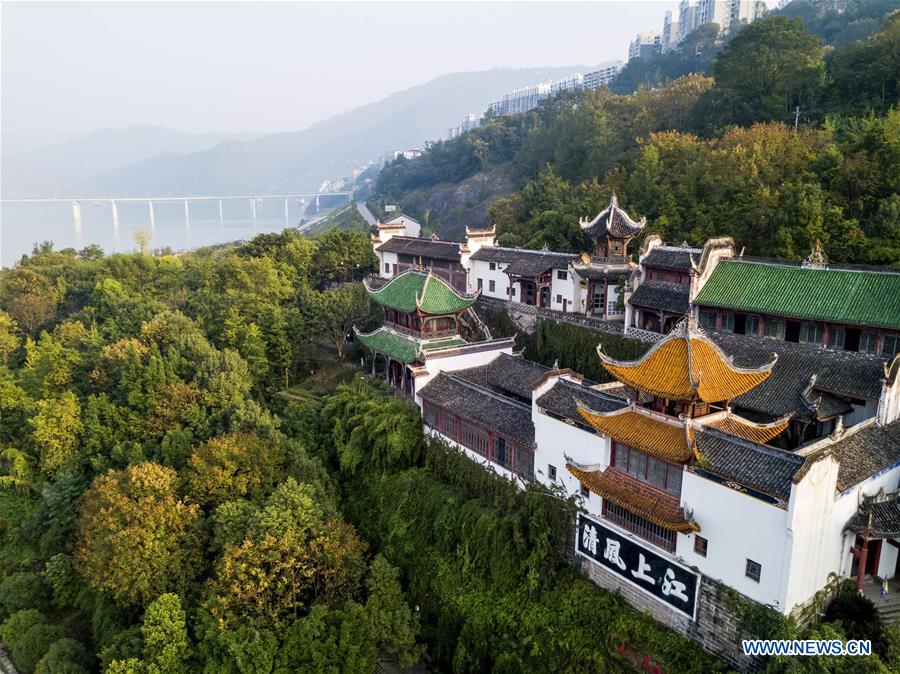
[1,67,588,197]
[1,126,261,196]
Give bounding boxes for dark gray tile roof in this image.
[629,280,690,314]
[535,379,627,421]
[449,353,550,402]
[418,372,535,447]
[504,251,578,277]
[573,265,633,282]
[710,332,886,421]
[377,236,462,262]
[834,420,900,492]
[642,246,700,271]
[847,496,900,538]
[581,195,646,240]
[695,428,806,501]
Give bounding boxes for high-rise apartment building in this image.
[628,31,661,61]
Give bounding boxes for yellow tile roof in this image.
[703,414,790,444]
[577,406,696,463]
[598,319,776,402]
[567,464,699,533]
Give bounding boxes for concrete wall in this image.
[470,260,514,299]
[680,471,792,609]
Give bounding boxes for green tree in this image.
[0,268,59,337]
[365,555,423,667]
[182,433,286,509]
[709,16,825,126]
[30,392,82,478]
[141,594,190,674]
[74,463,203,606]
[312,284,369,360]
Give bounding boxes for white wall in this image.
[781,455,840,612]
[532,405,610,517]
[413,345,515,405]
[680,471,792,609]
[378,250,399,278]
[470,260,513,299]
[549,269,582,313]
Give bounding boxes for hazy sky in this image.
[2,1,671,150]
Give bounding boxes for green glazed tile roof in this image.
[364,270,478,315]
[694,260,900,330]
[354,328,420,363]
[354,328,468,363]
[421,337,468,351]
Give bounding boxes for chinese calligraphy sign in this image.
[576,513,699,620]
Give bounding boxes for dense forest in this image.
[2,230,899,673]
[374,4,899,265]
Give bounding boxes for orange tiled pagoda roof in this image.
[704,414,790,444]
[577,405,696,463]
[567,464,699,532]
[597,319,776,402]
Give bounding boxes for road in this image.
[356,201,378,226]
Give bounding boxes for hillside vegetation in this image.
[374,8,900,266]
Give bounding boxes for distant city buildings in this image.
[631,0,767,63]
[628,31,662,62]
[444,63,624,140]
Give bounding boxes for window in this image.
[614,444,682,497]
[580,483,590,498]
[493,436,509,468]
[860,331,877,354]
[384,262,391,273]
[547,464,557,481]
[607,300,623,316]
[556,294,562,304]
[423,402,439,428]
[800,322,823,345]
[746,559,762,583]
[488,280,496,293]
[557,270,568,281]
[515,447,534,481]
[440,413,457,439]
[746,315,760,336]
[489,262,497,271]
[603,501,676,552]
[694,536,708,557]
[699,309,717,331]
[511,286,517,297]
[764,318,786,340]
[721,312,735,333]
[592,292,603,310]
[883,334,899,359]
[832,326,846,350]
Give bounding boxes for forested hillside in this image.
[4,231,899,672]
[373,6,900,265]
[0,234,737,673]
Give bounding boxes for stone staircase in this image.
[862,578,900,624]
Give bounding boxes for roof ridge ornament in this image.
[802,239,828,268]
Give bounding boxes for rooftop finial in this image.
[803,239,828,268]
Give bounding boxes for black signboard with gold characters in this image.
[576,513,699,620]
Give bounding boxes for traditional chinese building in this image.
[396,308,900,669]
[355,269,515,398]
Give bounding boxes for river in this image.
[0,198,311,267]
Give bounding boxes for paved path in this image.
[357,201,378,226]
[0,646,19,674]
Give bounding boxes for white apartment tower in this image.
[661,10,680,52]
[677,1,700,42]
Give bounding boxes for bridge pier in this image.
[148,200,155,234]
[111,200,120,239]
[219,199,224,228]
[72,200,83,240]
[315,194,320,211]
[250,198,257,230]
[184,200,191,247]
[284,196,289,228]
